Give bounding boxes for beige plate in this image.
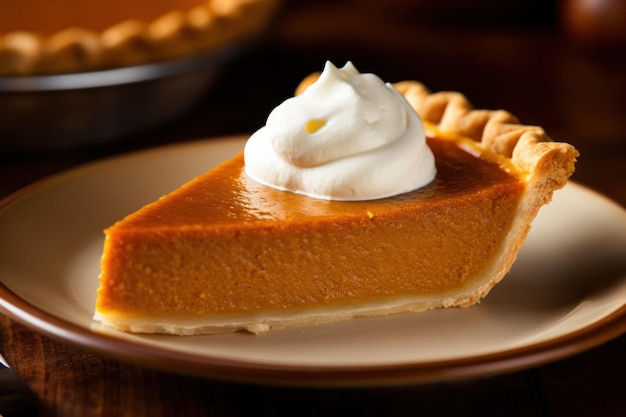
[0,136,625,386]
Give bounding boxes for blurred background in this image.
[1,0,625,204]
[1,1,625,415]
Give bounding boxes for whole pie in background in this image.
[0,0,280,75]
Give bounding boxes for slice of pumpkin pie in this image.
[94,62,578,335]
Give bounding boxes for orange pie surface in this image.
[94,80,578,335]
[0,1,202,35]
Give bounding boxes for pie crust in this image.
[0,0,279,75]
[95,77,578,335]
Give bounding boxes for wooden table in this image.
[1,2,625,415]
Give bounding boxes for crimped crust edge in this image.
[0,0,279,75]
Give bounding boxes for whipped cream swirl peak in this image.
[244,61,436,201]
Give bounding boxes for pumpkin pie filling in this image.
[98,136,524,315]
[94,63,577,335]
[0,1,203,34]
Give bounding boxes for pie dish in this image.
[95,75,578,335]
[0,0,279,75]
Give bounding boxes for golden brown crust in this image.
[101,20,156,67]
[392,80,578,310]
[0,32,42,75]
[394,81,578,186]
[0,0,279,75]
[40,28,105,74]
[298,75,578,196]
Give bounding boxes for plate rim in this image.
[1,136,625,386]
[0,278,625,386]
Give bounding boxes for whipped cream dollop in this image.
[244,61,436,201]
